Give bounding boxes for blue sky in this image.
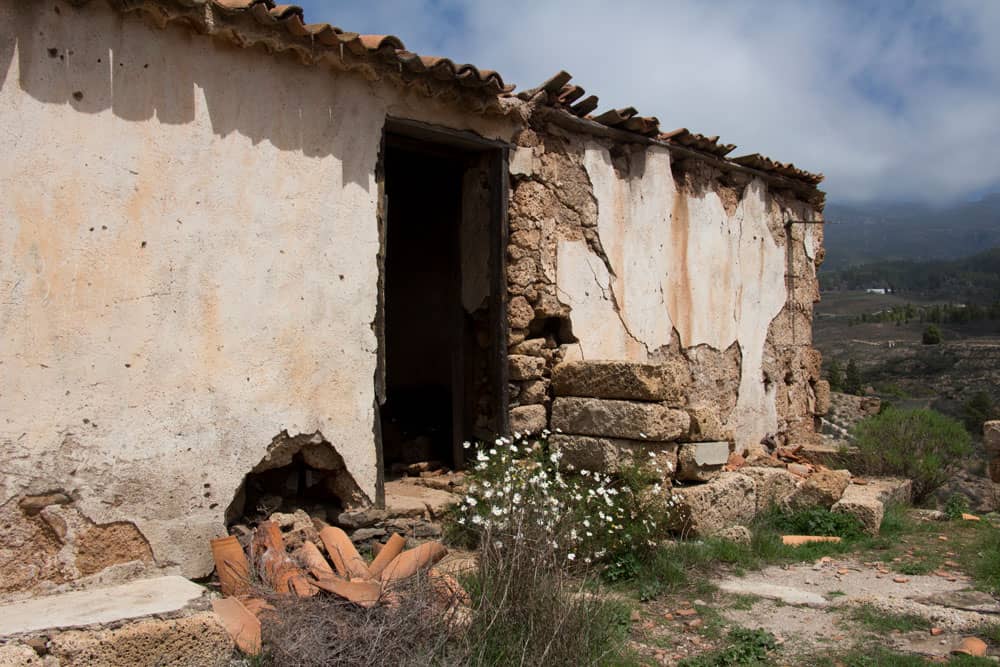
[295,1,1000,205]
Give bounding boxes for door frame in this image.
[373,117,510,507]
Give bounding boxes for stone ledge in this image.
[549,434,677,477]
[551,397,690,441]
[0,576,208,638]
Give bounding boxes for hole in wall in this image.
[225,432,366,528]
[527,314,576,346]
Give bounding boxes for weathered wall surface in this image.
[0,0,517,590]
[506,125,824,453]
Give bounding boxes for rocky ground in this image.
[623,510,1000,666]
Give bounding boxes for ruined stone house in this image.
[0,0,828,594]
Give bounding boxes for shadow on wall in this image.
[0,1,374,189]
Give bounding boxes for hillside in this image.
[823,193,1000,270]
[820,247,1000,303]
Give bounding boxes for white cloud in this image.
[300,0,1000,204]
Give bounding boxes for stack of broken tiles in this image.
[548,360,732,482]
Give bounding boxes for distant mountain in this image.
[822,194,1000,271]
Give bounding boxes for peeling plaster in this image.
[568,141,789,451]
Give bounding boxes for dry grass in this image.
[261,573,462,667]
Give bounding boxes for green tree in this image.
[827,360,844,392]
[962,392,997,434]
[844,359,864,396]
[922,324,942,345]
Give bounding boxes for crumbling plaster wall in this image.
[0,0,518,585]
[507,125,824,452]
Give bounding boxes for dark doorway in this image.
[376,121,508,483]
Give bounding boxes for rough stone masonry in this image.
[0,0,826,594]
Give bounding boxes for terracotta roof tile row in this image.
[112,0,512,98]
[658,128,737,158]
[525,71,823,187]
[729,154,825,186]
[91,2,823,189]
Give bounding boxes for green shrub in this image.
[962,391,998,433]
[922,324,943,344]
[765,507,865,539]
[850,407,972,502]
[943,493,971,520]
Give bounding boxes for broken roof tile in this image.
[730,154,825,185]
[660,128,737,157]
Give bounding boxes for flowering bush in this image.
[452,430,677,579]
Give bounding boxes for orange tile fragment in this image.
[210,535,250,597]
[368,533,406,579]
[318,526,371,580]
[298,540,335,579]
[782,535,842,546]
[380,542,448,582]
[211,597,261,656]
[311,575,383,608]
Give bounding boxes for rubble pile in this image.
[208,518,466,656]
[534,360,911,539]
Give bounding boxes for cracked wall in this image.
[0,0,520,584]
[507,124,824,452]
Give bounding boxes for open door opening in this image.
[377,122,508,483]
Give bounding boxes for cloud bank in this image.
[299,0,1000,205]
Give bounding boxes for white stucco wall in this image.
[0,1,516,577]
[558,141,790,451]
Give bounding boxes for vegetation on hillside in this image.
[850,408,972,501]
[821,247,1000,305]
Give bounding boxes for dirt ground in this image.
[624,512,1000,665]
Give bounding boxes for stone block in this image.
[989,458,1000,484]
[550,397,690,441]
[508,296,534,330]
[383,481,459,518]
[683,405,731,442]
[739,466,801,513]
[814,380,831,416]
[785,469,851,511]
[676,442,730,482]
[510,337,547,357]
[865,477,913,506]
[509,404,548,434]
[984,420,1000,456]
[509,146,540,178]
[832,485,885,536]
[0,644,47,666]
[48,612,233,667]
[550,434,677,478]
[509,354,545,381]
[518,379,549,405]
[551,360,683,402]
[0,576,207,637]
[715,525,752,545]
[668,473,756,538]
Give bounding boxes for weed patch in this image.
[971,524,1000,595]
[677,627,777,666]
[848,604,931,633]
